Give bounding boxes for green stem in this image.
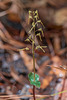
[32,38,36,100]
[32,11,36,100]
[32,39,35,81]
[32,11,36,81]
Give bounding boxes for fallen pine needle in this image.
[0,90,67,99]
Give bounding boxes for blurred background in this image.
[0,0,67,100]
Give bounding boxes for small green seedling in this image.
[19,10,46,100]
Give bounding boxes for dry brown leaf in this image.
[51,56,65,77]
[19,51,39,71]
[10,66,29,85]
[0,22,12,39]
[54,8,67,25]
[0,23,29,48]
[53,35,61,52]
[54,79,64,100]
[0,0,11,9]
[61,79,67,100]
[41,70,54,89]
[47,0,67,8]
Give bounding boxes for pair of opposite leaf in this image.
[28,72,41,88]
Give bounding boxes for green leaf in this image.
[28,72,41,88]
[28,72,39,82]
[30,81,41,88]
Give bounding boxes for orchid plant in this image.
[19,10,46,100]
